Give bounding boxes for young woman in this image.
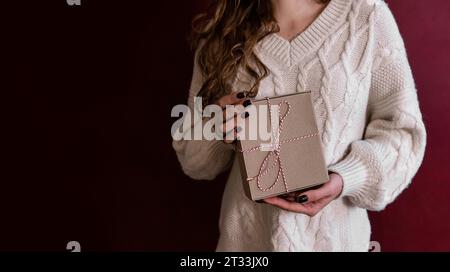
[173,0,426,251]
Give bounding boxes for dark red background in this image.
[3,0,450,251]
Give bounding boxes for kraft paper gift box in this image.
[236,92,329,201]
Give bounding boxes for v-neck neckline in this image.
[273,1,330,44]
[255,0,352,67]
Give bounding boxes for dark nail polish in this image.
[241,111,250,119]
[296,195,308,204]
[237,92,246,99]
[243,100,252,107]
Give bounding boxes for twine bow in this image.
[240,97,319,193]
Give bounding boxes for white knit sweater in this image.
[173,0,426,252]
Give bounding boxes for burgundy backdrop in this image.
[3,0,450,251]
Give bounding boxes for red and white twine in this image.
[240,97,319,193]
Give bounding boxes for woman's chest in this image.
[235,57,372,115]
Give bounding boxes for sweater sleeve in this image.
[172,50,235,180]
[328,2,427,211]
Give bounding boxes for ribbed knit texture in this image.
[172,0,426,251]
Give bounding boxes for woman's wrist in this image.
[328,172,344,199]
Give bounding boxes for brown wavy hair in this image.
[191,0,330,105]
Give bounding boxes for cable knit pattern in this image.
[172,0,426,251]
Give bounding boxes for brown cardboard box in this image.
[237,92,329,201]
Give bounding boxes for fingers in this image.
[221,112,242,144]
[215,92,252,144]
[221,95,251,122]
[264,196,332,217]
[222,115,249,143]
[262,182,336,216]
[274,185,331,204]
[279,192,297,202]
[264,197,315,214]
[215,91,247,109]
[296,183,334,203]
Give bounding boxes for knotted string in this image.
[240,97,319,193]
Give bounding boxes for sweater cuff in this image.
[328,153,371,198]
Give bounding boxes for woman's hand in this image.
[263,173,344,217]
[214,91,251,144]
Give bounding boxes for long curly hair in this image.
[191,0,330,105]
